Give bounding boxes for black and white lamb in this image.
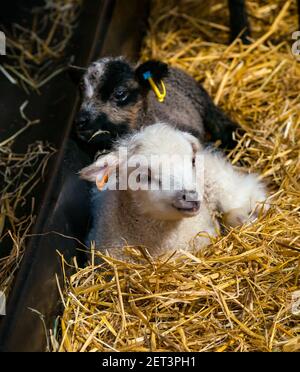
[72,57,241,152]
[80,123,268,260]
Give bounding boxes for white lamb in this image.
[80,123,268,260]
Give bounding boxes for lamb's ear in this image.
[135,60,169,88]
[79,152,119,183]
[68,65,86,85]
[182,132,202,153]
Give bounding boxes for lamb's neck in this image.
[136,95,162,127]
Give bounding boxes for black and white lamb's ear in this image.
[68,65,86,86]
[135,60,169,89]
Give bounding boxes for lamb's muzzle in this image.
[172,190,200,216]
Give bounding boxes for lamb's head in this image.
[80,123,204,221]
[71,57,169,145]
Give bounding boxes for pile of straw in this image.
[0,1,82,295]
[1,0,81,92]
[55,0,300,352]
[0,102,55,294]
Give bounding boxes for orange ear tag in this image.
[96,173,109,191]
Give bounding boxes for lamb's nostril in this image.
[181,190,198,202]
[77,121,86,130]
[76,111,91,129]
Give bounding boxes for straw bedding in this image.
[55,0,300,352]
[1,0,82,92]
[0,1,81,296]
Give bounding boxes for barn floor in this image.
[55,0,300,352]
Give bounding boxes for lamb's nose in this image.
[173,190,200,213]
[76,110,91,129]
[180,190,199,202]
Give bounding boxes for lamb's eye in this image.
[114,87,129,102]
[136,169,152,184]
[148,169,152,183]
[192,156,196,167]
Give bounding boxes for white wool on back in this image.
[203,150,267,215]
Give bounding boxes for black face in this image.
[99,60,140,105]
[73,58,170,148]
[75,60,142,147]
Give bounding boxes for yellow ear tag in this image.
[96,173,109,191]
[143,71,166,103]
